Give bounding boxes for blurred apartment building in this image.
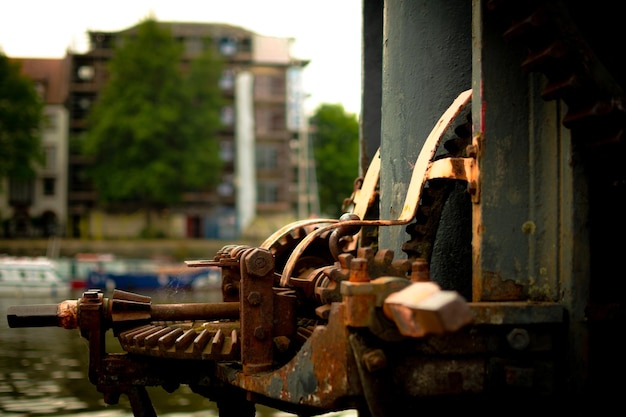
[0,59,70,239]
[1,22,309,239]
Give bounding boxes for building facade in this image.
[3,22,307,240]
[0,58,70,239]
[68,22,308,239]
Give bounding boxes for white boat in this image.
[0,256,70,297]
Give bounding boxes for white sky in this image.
[0,0,363,116]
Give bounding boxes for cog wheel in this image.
[117,321,240,361]
[260,220,336,281]
[402,112,473,263]
[314,247,412,309]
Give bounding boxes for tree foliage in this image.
[310,103,359,217]
[83,18,223,211]
[0,52,44,187]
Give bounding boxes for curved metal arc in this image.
[279,219,400,286]
[345,148,381,252]
[260,149,381,257]
[398,89,472,221]
[280,89,473,286]
[352,148,381,220]
[259,218,338,250]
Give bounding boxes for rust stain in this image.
[481,271,524,300]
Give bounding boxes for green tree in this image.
[0,52,44,189]
[310,103,359,217]
[83,18,223,231]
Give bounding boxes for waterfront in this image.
[0,288,356,417]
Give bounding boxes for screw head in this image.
[247,291,262,306]
[253,326,266,340]
[507,328,530,350]
[244,248,274,277]
[362,349,387,372]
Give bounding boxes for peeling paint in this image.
[286,352,318,401]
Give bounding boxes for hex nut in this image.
[244,249,274,278]
[247,291,262,306]
[362,349,387,372]
[254,326,266,340]
[507,328,530,351]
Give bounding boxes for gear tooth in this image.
[392,259,412,277]
[294,227,307,239]
[283,232,296,245]
[318,229,333,240]
[338,253,353,269]
[175,329,197,351]
[357,246,374,260]
[230,329,239,354]
[375,249,395,266]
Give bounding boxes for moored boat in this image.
[0,255,70,297]
[84,263,220,291]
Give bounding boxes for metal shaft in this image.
[7,304,61,328]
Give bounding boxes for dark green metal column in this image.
[360,0,383,171]
[379,0,472,256]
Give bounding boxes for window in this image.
[219,69,235,90]
[257,181,278,203]
[33,81,46,100]
[221,106,234,126]
[77,65,94,81]
[185,37,204,55]
[239,37,252,53]
[43,178,56,196]
[256,144,278,170]
[78,97,91,110]
[8,179,34,205]
[43,111,57,131]
[44,146,56,170]
[271,110,285,131]
[219,37,237,56]
[220,140,234,162]
[217,175,234,197]
[271,76,286,95]
[255,75,285,97]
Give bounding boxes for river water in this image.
[0,288,357,417]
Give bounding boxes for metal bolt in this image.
[223,283,238,297]
[362,349,387,372]
[507,328,530,350]
[244,248,274,278]
[349,258,369,282]
[247,291,262,306]
[273,336,291,353]
[253,326,266,340]
[338,212,361,236]
[84,290,101,299]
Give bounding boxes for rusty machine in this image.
[6,1,626,415]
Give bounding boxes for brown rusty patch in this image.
[480,271,524,301]
[58,300,79,329]
[221,303,358,409]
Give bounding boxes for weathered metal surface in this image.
[215,302,361,411]
[8,1,626,413]
[239,248,275,374]
[279,90,474,286]
[470,301,564,325]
